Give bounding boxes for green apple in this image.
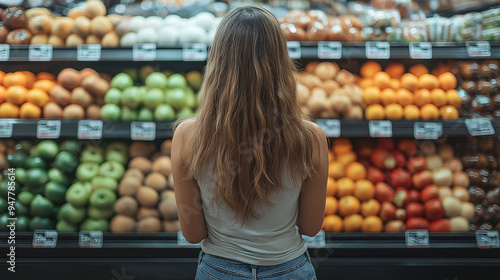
[98,161,125,180]
[154,104,176,121]
[66,182,91,207]
[91,176,118,192]
[60,140,80,155]
[105,142,128,164]
[54,151,79,173]
[15,167,26,184]
[43,181,67,204]
[30,194,55,217]
[101,104,121,120]
[81,146,104,164]
[165,88,189,110]
[48,168,70,185]
[138,107,154,121]
[56,220,78,232]
[122,87,143,109]
[168,73,187,88]
[58,203,86,225]
[37,140,59,160]
[30,216,54,231]
[111,73,134,90]
[121,106,138,121]
[177,107,195,119]
[80,218,109,232]
[186,71,202,91]
[25,156,47,169]
[104,88,122,105]
[143,88,165,109]
[88,206,115,220]
[18,191,34,205]
[25,168,49,189]
[145,72,168,89]
[89,188,116,209]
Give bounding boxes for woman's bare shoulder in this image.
[302,120,324,138]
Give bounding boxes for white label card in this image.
[177,231,201,248]
[302,230,326,248]
[33,230,58,248]
[409,42,432,59]
[77,44,101,61]
[465,118,495,136]
[405,230,429,248]
[37,120,61,139]
[79,230,103,248]
[182,43,208,61]
[316,119,341,137]
[318,42,342,59]
[0,121,13,138]
[131,121,156,141]
[366,42,390,59]
[287,41,301,59]
[0,44,10,61]
[133,43,157,61]
[369,121,393,137]
[476,230,500,249]
[29,44,53,61]
[77,120,103,139]
[414,122,442,139]
[466,42,491,57]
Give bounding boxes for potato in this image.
[74,16,91,37]
[51,17,74,39]
[90,16,113,38]
[82,75,110,96]
[101,31,119,47]
[66,34,84,47]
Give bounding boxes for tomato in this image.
[429,219,450,232]
[392,151,406,168]
[406,202,424,218]
[424,198,444,221]
[389,168,412,189]
[375,182,394,202]
[371,148,395,170]
[406,217,430,230]
[420,184,439,202]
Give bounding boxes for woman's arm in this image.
[171,120,208,243]
[297,122,329,237]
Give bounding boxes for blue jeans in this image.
[195,250,317,280]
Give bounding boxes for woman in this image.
[172,5,328,280]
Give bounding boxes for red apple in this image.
[406,202,424,218]
[389,168,412,189]
[375,182,394,202]
[396,208,407,221]
[367,166,385,183]
[393,189,409,208]
[406,217,430,230]
[429,219,451,232]
[398,139,417,157]
[378,138,395,150]
[385,220,406,233]
[371,148,396,170]
[380,201,396,222]
[408,189,420,202]
[412,170,433,189]
[392,151,406,168]
[424,198,444,221]
[407,156,427,173]
[420,184,439,202]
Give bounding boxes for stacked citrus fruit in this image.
[358,62,462,121]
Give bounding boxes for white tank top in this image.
[197,164,307,266]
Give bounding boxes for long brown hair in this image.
[184,6,316,223]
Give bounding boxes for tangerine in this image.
[36,72,56,80]
[327,177,338,196]
[414,89,431,107]
[438,72,457,91]
[2,72,27,88]
[325,196,338,215]
[385,62,405,79]
[361,216,384,232]
[19,102,42,119]
[400,73,419,91]
[409,64,429,77]
[381,88,397,105]
[6,85,28,105]
[385,103,404,120]
[323,215,343,233]
[365,104,385,120]
[33,79,56,93]
[358,78,374,89]
[339,195,361,217]
[0,102,19,118]
[328,161,344,179]
[328,150,335,162]
[354,179,375,201]
[446,89,462,107]
[418,74,439,90]
[361,199,381,217]
[430,88,447,107]
[346,162,367,181]
[0,86,6,103]
[344,214,364,232]
[22,71,36,89]
[337,178,355,198]
[396,88,414,106]
[337,151,357,166]
[27,88,50,107]
[360,61,382,79]
[373,72,391,89]
[389,79,401,90]
[363,86,381,105]
[420,104,440,121]
[404,105,420,120]
[332,138,352,154]
[440,105,459,120]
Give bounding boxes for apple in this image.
[66,182,91,207]
[397,139,417,157]
[48,168,69,185]
[412,170,433,189]
[88,206,115,220]
[122,86,143,109]
[58,203,87,225]
[374,182,394,202]
[371,148,395,170]
[37,140,59,160]
[425,198,444,221]
[380,201,396,222]
[111,73,134,90]
[408,189,420,202]
[389,168,412,189]
[145,72,168,89]
[99,161,125,180]
[101,104,121,120]
[393,189,409,208]
[384,220,406,232]
[396,208,407,221]
[406,202,424,218]
[89,188,117,209]
[407,156,427,173]
[177,107,195,118]
[91,176,118,192]
[421,184,439,202]
[80,218,109,232]
[392,151,406,168]
[81,146,104,164]
[138,108,154,121]
[143,88,164,109]
[121,106,138,121]
[106,142,128,164]
[184,87,197,108]
[167,73,187,88]
[76,162,100,182]
[367,166,385,184]
[165,88,189,110]
[56,220,78,232]
[104,88,122,105]
[154,104,176,121]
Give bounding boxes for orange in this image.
[361,216,384,233]
[323,215,343,233]
[414,89,431,107]
[396,88,413,106]
[337,151,357,166]
[354,179,375,201]
[337,178,355,198]
[327,177,338,196]
[344,214,364,232]
[339,195,361,217]
[385,103,404,120]
[358,78,374,89]
[440,105,459,120]
[389,79,401,90]
[400,73,419,91]
[363,86,381,105]
[418,74,439,90]
[431,88,447,107]
[446,89,462,107]
[381,88,397,105]
[33,79,56,93]
[19,102,42,119]
[0,86,6,103]
[361,199,381,217]
[26,88,50,107]
[373,72,391,89]
[438,72,457,91]
[346,162,366,181]
[21,71,36,89]
[409,64,429,77]
[420,104,440,121]
[385,62,405,79]
[0,71,4,84]
[0,102,19,118]
[2,72,28,88]
[360,61,382,78]
[404,105,420,120]
[36,72,56,81]
[328,150,335,162]
[325,196,338,215]
[328,161,344,179]
[6,85,28,105]
[365,104,385,120]
[332,138,352,154]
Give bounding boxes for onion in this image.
[426,154,444,170]
[438,143,455,161]
[452,172,470,188]
[433,168,453,187]
[443,196,462,217]
[438,186,452,199]
[453,186,470,202]
[445,157,463,172]
[460,202,475,221]
[449,216,469,232]
[420,141,436,156]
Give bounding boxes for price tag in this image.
[77,120,103,139]
[77,44,101,61]
[29,44,53,61]
[79,230,103,248]
[0,121,13,138]
[0,44,10,61]
[318,42,342,59]
[465,118,495,136]
[409,42,432,59]
[32,230,58,248]
[476,230,500,249]
[177,231,201,248]
[287,41,301,59]
[366,42,390,59]
[182,43,208,61]
[133,43,157,61]
[414,122,442,139]
[405,230,429,248]
[302,230,326,248]
[37,120,61,139]
[369,121,392,137]
[316,119,341,137]
[131,121,156,141]
[466,42,491,57]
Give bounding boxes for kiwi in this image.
[152,156,172,177]
[114,196,139,217]
[136,186,159,207]
[118,176,141,196]
[128,157,152,174]
[110,215,136,233]
[144,172,167,192]
[137,217,162,233]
